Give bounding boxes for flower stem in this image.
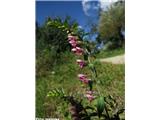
[86,50,101,96]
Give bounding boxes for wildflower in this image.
[85,91,95,102]
[78,74,87,81]
[78,74,91,84]
[75,47,84,55]
[71,48,77,52]
[71,47,84,55]
[86,90,94,95]
[76,59,85,68]
[69,40,77,47]
[76,46,83,51]
[68,35,77,41]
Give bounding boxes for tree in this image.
[98,0,125,49]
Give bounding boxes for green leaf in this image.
[47,91,56,97]
[47,21,53,26]
[97,96,105,118]
[47,88,65,98]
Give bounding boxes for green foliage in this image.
[97,96,105,118]
[98,1,125,49]
[36,16,80,78]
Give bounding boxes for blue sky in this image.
[36,0,118,30]
[36,0,112,41]
[36,1,94,28]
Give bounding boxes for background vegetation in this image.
[98,1,125,49]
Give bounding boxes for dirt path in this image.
[99,54,125,64]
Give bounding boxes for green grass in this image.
[36,53,125,119]
[96,48,125,58]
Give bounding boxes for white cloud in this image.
[78,25,83,29]
[100,0,120,10]
[82,0,101,16]
[82,0,120,15]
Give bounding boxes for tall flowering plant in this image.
[47,22,124,120]
[68,34,96,102]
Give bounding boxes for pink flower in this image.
[86,90,94,95]
[68,35,77,41]
[76,59,85,68]
[78,74,90,84]
[71,48,76,52]
[85,93,95,102]
[78,74,87,80]
[68,35,78,47]
[69,40,77,47]
[85,90,95,102]
[71,47,84,55]
[76,47,83,51]
[75,47,84,55]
